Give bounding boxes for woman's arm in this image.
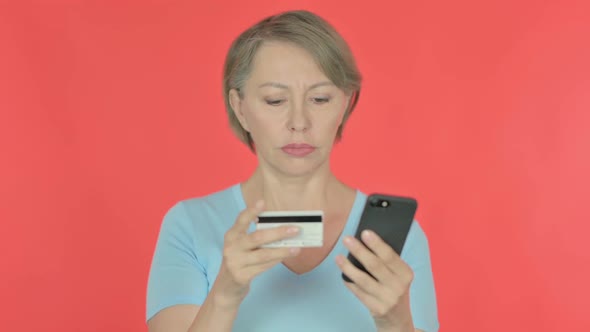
[147,281,242,332]
[147,305,201,332]
[147,200,301,332]
[148,290,240,332]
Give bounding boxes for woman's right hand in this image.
[210,200,301,308]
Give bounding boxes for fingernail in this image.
[343,236,355,246]
[290,247,301,255]
[287,226,300,234]
[362,230,373,241]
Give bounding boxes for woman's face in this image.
[230,41,350,178]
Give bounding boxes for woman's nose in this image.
[286,101,311,132]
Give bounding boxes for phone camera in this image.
[370,198,389,208]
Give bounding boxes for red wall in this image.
[1,1,589,331]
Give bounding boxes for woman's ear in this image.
[229,88,250,132]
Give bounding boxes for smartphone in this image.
[342,194,417,283]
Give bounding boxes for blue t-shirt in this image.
[146,184,439,331]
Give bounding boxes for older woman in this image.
[146,9,438,332]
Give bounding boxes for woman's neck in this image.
[241,166,347,211]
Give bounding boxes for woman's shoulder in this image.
[180,183,240,208]
[162,183,242,225]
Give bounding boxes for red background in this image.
[1,1,589,331]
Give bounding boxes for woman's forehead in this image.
[247,42,330,86]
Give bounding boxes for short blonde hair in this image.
[222,10,362,151]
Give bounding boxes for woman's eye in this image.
[312,97,330,104]
[266,99,284,106]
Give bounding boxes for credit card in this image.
[256,210,323,248]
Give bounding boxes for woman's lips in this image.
[281,143,316,157]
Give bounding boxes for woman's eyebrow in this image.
[257,81,334,90]
[308,81,334,90]
[258,82,289,89]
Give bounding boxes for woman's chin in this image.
[276,159,327,178]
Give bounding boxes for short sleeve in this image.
[146,201,209,322]
[402,221,440,332]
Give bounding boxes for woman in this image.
[146,10,438,332]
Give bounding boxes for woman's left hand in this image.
[336,229,415,332]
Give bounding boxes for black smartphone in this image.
[342,193,417,283]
